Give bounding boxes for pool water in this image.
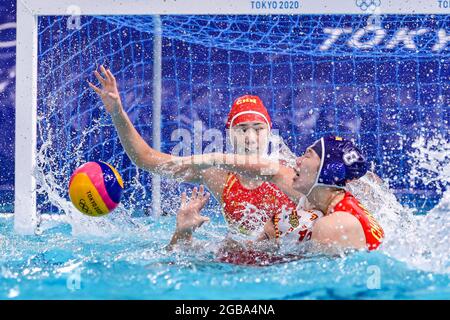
[2,135,450,300]
[0,204,449,299]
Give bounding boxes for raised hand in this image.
[88,65,123,116]
[175,185,210,234]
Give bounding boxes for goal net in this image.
[15,1,449,234]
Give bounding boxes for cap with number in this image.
[308,136,368,193]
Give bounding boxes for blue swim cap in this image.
[307,136,368,195]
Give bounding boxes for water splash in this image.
[35,65,149,237]
[409,134,450,193]
[347,134,450,274]
[267,132,298,167]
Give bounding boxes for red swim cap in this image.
[226,95,272,129]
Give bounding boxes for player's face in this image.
[230,121,269,155]
[292,147,321,194]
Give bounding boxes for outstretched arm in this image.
[88,66,187,177]
[167,153,304,202]
[208,153,280,180]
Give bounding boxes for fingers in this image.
[100,65,117,84]
[196,185,207,199]
[202,192,210,205]
[185,185,209,204]
[201,216,210,223]
[106,68,116,83]
[196,216,210,229]
[87,81,101,94]
[198,184,209,201]
[93,65,115,87]
[193,185,209,203]
[100,65,109,80]
[94,70,106,86]
[191,187,198,199]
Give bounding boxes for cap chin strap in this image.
[229,110,271,129]
[306,138,325,197]
[305,137,347,197]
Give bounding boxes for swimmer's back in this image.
[313,192,384,251]
[333,192,384,250]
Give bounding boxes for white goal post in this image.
[14,0,443,235]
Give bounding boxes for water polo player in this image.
[170,136,384,252]
[88,66,302,238]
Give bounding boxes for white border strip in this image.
[152,15,162,217]
[18,0,449,15]
[15,0,38,235]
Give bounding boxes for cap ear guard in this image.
[319,162,347,186]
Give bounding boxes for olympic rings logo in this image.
[78,198,90,214]
[355,0,381,11]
